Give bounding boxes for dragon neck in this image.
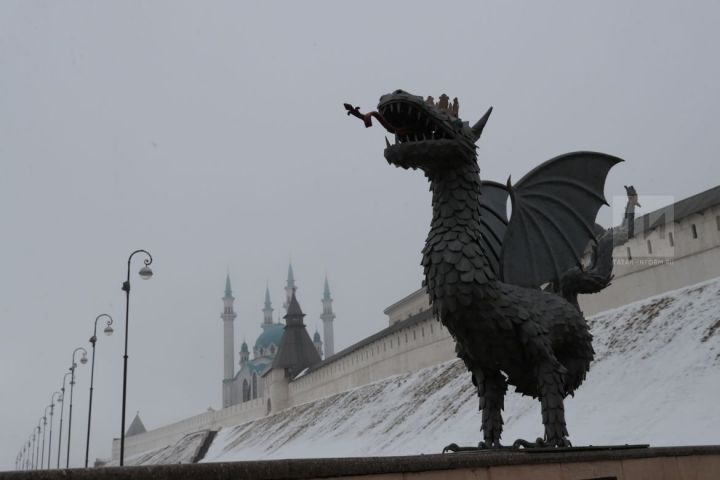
[428,162,484,239]
[423,161,497,316]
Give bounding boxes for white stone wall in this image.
[116,205,720,462]
[383,288,430,325]
[116,315,458,461]
[288,317,455,407]
[112,397,265,461]
[384,207,720,320]
[580,206,720,315]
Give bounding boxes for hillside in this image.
[124,277,720,465]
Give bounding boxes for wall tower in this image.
[221,274,237,408]
[321,276,336,357]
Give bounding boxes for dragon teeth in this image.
[385,136,391,148]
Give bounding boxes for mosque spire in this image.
[224,273,233,298]
[323,275,331,300]
[287,263,296,289]
[262,283,274,329]
[321,275,336,357]
[221,273,237,407]
[283,261,297,311]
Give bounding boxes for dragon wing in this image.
[477,181,509,277]
[499,151,623,288]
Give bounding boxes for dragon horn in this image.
[471,106,493,142]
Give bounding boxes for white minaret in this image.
[321,276,336,357]
[262,284,274,330]
[221,274,237,407]
[283,262,296,311]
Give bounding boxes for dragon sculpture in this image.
[346,90,627,449]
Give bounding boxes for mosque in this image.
[220,263,334,408]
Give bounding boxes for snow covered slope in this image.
[201,277,720,462]
[107,430,213,466]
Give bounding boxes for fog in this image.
[1,1,719,469]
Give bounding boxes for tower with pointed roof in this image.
[266,289,322,414]
[283,262,296,311]
[125,412,146,437]
[262,285,274,330]
[221,274,237,408]
[272,290,322,378]
[321,276,336,357]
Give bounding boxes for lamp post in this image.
[26,437,32,470]
[41,405,51,469]
[119,249,153,466]
[66,347,88,468]
[33,428,40,470]
[85,314,113,467]
[57,371,71,468]
[29,434,34,469]
[35,421,42,469]
[32,429,38,469]
[48,391,61,469]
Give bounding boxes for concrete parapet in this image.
[2,446,720,479]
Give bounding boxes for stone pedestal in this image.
[2,446,719,479]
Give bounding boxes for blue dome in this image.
[255,324,284,349]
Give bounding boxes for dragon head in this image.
[376,89,492,172]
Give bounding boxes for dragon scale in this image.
[348,89,621,449]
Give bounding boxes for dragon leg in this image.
[537,361,571,447]
[475,368,507,448]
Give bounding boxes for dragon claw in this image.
[442,441,505,453]
[442,443,461,453]
[512,437,572,449]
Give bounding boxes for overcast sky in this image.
[2,0,719,470]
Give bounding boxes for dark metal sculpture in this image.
[346,90,624,449]
[545,184,640,309]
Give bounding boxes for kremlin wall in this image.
[111,185,720,463]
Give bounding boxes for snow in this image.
[201,277,720,462]
[138,277,720,463]
[106,430,212,466]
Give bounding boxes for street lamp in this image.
[35,421,42,469]
[47,391,61,469]
[56,373,70,468]
[85,313,113,467]
[66,347,88,468]
[26,437,32,470]
[119,249,153,466]
[30,432,35,470]
[41,405,51,469]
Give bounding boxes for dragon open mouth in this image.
[377,101,456,147]
[344,90,484,169]
[344,100,456,149]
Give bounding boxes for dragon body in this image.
[348,90,624,447]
